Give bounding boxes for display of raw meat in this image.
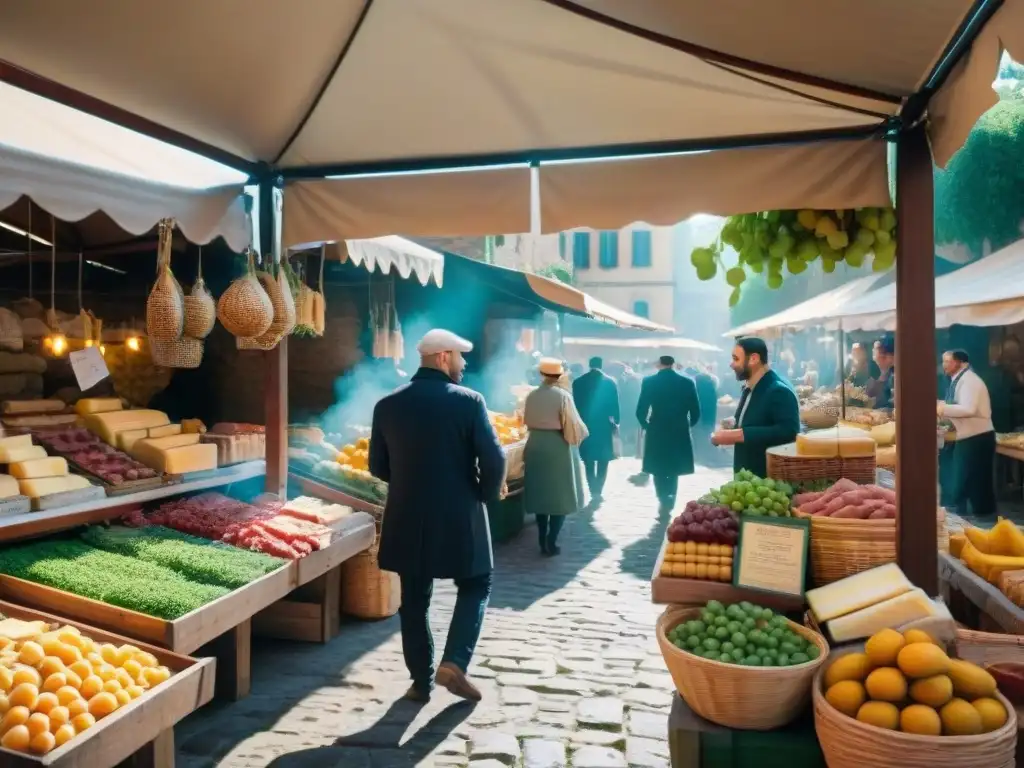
[33,426,159,485]
[792,479,898,519]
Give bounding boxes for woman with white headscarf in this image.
[523,358,587,556]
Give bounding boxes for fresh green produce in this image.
[0,539,228,619]
[690,207,898,305]
[795,478,838,494]
[704,470,795,517]
[667,600,821,667]
[81,525,284,589]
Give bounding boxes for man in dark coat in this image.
[572,356,620,502]
[690,365,722,466]
[636,355,701,512]
[712,337,800,478]
[370,328,506,703]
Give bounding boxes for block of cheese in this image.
[2,399,65,415]
[117,429,149,453]
[83,409,169,445]
[9,457,68,479]
[796,427,877,458]
[148,424,182,439]
[0,444,46,464]
[0,474,19,499]
[130,433,200,458]
[132,441,217,474]
[807,563,913,622]
[0,434,33,452]
[18,474,92,498]
[75,397,123,416]
[826,588,939,643]
[869,421,896,447]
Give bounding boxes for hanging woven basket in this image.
[151,336,204,369]
[182,246,216,339]
[217,249,273,338]
[237,267,296,350]
[146,221,185,342]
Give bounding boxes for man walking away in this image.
[939,349,997,519]
[370,329,506,703]
[636,355,701,513]
[572,356,620,503]
[692,364,721,466]
[712,337,799,478]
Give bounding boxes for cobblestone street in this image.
[176,459,732,768]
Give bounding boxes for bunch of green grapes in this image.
[690,207,897,305]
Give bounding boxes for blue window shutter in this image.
[573,232,590,268]
[633,300,650,318]
[599,231,619,268]
[631,230,652,267]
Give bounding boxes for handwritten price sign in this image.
[69,347,110,391]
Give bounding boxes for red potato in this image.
[831,504,873,519]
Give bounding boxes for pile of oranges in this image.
[490,412,524,446]
[336,437,372,480]
[0,622,172,754]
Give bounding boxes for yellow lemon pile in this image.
[823,627,1007,737]
[0,624,172,754]
[336,437,372,480]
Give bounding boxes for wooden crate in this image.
[0,600,214,768]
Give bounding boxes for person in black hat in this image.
[636,354,701,512]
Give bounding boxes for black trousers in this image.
[399,571,492,692]
[653,474,679,510]
[583,459,609,497]
[952,431,997,519]
[535,514,566,549]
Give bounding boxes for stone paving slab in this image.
[175,460,731,767]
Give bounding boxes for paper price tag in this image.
[69,346,110,391]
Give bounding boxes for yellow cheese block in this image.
[0,445,47,464]
[807,563,913,622]
[0,434,32,452]
[8,457,69,479]
[826,588,938,643]
[796,427,877,458]
[132,442,217,474]
[148,424,183,439]
[74,397,123,416]
[117,429,149,453]
[130,433,201,461]
[0,474,19,499]
[83,409,169,445]
[18,474,92,498]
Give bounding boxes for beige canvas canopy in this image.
[1,0,1021,240]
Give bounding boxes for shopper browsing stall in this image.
[572,356,620,503]
[867,337,896,410]
[712,337,799,478]
[369,328,506,703]
[938,349,997,518]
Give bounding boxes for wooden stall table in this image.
[997,444,1024,501]
[668,694,824,768]
[0,601,215,768]
[938,551,1024,634]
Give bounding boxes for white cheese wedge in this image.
[0,474,19,499]
[8,457,68,479]
[83,409,169,445]
[0,434,33,452]
[19,474,92,498]
[0,445,47,464]
[827,588,939,643]
[807,563,913,622]
[796,427,877,458]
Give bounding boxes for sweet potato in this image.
[792,492,824,508]
[869,506,897,519]
[802,491,838,514]
[839,489,873,505]
[865,485,896,503]
[821,496,849,516]
[832,478,859,493]
[831,504,872,519]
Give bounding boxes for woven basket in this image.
[183,249,216,339]
[795,508,948,586]
[656,605,829,730]
[340,540,400,619]
[238,269,295,349]
[150,336,203,369]
[217,250,274,338]
[955,627,1024,666]
[767,443,876,485]
[801,405,840,429]
[813,648,1017,768]
[146,222,184,342]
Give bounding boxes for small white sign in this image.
[69,346,110,391]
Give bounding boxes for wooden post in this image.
[895,124,938,596]
[260,180,288,498]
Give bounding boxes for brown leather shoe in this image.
[403,685,431,702]
[435,662,482,701]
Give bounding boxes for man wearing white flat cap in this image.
[370,328,506,703]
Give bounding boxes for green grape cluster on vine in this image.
[690,207,898,306]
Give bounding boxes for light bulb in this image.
[43,335,53,349]
[99,345,106,356]
[126,336,141,352]
[84,339,94,348]
[51,335,67,356]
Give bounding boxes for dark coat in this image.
[573,369,620,462]
[693,372,719,429]
[733,369,800,478]
[370,368,506,580]
[636,369,701,477]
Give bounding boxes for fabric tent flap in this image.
[294,236,445,287]
[282,168,531,247]
[539,139,891,233]
[0,142,250,251]
[564,336,721,353]
[523,273,672,332]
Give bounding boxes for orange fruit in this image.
[29,730,55,754]
[53,723,75,746]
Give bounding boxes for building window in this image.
[631,230,652,267]
[598,231,619,268]
[559,232,566,260]
[572,232,590,268]
[633,300,650,318]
